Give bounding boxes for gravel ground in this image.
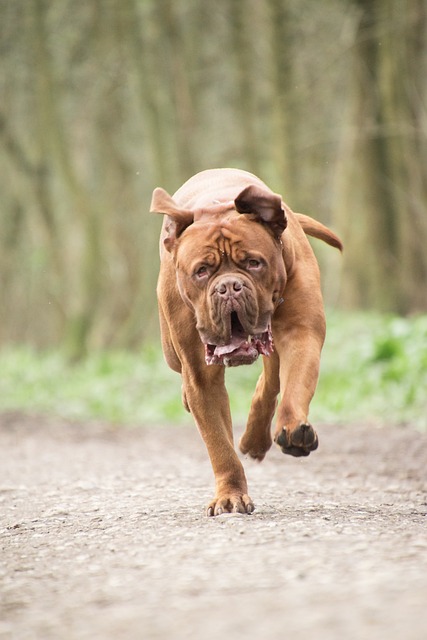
[1,411,426,640]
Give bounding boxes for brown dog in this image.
[150,168,342,516]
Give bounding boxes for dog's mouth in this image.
[205,312,274,367]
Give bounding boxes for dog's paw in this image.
[239,432,272,462]
[206,493,254,517]
[274,423,318,457]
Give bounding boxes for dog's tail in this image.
[295,213,343,251]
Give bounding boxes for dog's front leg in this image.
[181,362,254,516]
[272,267,326,457]
[239,351,280,461]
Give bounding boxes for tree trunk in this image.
[267,0,296,197]
[32,0,104,358]
[229,1,260,175]
[336,0,427,312]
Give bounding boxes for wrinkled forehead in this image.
[177,216,272,255]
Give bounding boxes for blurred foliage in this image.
[1,312,426,429]
[1,0,427,359]
[311,312,427,430]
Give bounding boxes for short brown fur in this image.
[151,168,342,516]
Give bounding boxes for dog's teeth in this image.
[248,335,252,343]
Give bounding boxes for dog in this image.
[150,168,342,516]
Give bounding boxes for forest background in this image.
[0,0,426,427]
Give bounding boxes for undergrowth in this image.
[0,312,426,429]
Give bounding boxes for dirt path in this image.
[1,412,426,640]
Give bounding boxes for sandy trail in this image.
[1,412,426,639]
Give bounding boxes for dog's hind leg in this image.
[159,303,191,412]
[158,301,182,373]
[239,351,280,461]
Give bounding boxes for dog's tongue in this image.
[213,336,247,357]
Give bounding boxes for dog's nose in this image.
[215,277,243,297]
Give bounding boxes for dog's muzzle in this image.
[202,274,274,367]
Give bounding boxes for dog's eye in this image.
[195,266,209,279]
[247,259,261,270]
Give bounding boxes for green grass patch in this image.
[0,311,426,429]
[312,312,427,429]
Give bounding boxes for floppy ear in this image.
[234,185,287,238]
[150,187,194,252]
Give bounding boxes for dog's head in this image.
[151,185,287,366]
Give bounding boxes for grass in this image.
[0,311,426,429]
[312,312,427,429]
